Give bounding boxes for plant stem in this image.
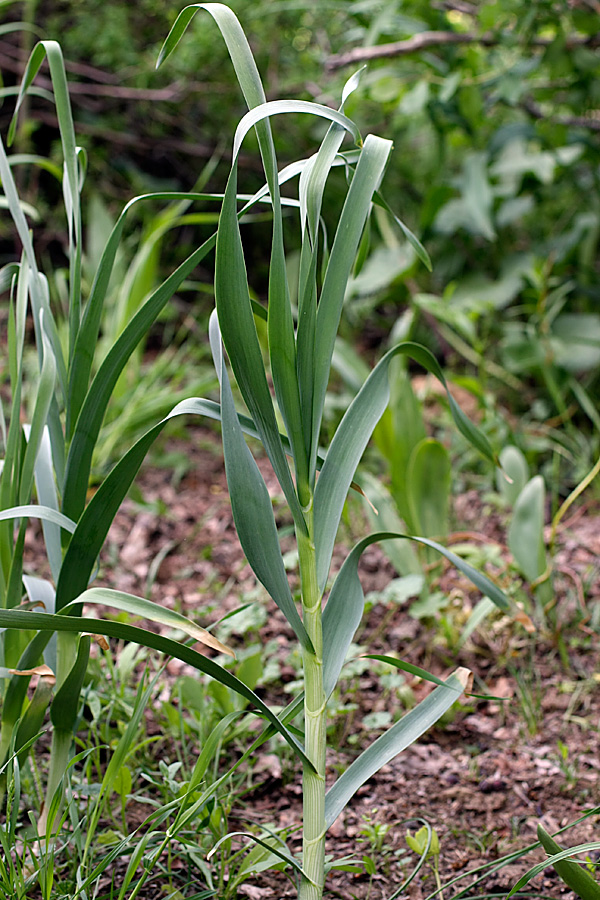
[298,516,326,900]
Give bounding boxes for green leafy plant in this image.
[406,824,443,899]
[0,5,513,897]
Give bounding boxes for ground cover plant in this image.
[1,4,600,900]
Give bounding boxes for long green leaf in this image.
[314,341,498,591]
[232,101,359,161]
[296,73,362,476]
[322,531,508,699]
[63,175,296,520]
[62,231,217,522]
[67,189,229,438]
[325,668,470,827]
[311,134,392,475]
[209,315,312,652]
[0,138,65,397]
[216,160,305,525]
[18,314,56,506]
[62,588,234,657]
[9,40,82,356]
[50,634,90,732]
[24,425,61,582]
[0,609,312,768]
[59,397,226,610]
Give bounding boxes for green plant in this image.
[406,824,443,900]
[153,8,510,898]
[509,824,600,900]
[0,5,514,897]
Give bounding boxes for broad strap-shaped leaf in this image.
[314,341,499,592]
[50,633,90,733]
[209,315,312,652]
[216,159,305,525]
[62,229,218,523]
[62,588,234,657]
[296,74,362,478]
[0,138,65,397]
[24,426,61,582]
[311,134,392,477]
[59,397,229,610]
[325,668,470,827]
[214,98,363,527]
[161,7,307,498]
[323,531,508,700]
[19,314,56,507]
[67,189,226,438]
[22,574,57,674]
[63,175,296,521]
[0,608,313,770]
[158,5,266,109]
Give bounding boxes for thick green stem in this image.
[298,519,326,900]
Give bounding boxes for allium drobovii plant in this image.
[0,5,512,895]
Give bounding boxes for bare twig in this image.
[325,29,600,70]
[521,97,600,132]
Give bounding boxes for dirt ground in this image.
[33,424,600,899]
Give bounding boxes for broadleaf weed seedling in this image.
[0,4,516,897]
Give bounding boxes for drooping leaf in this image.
[323,531,508,699]
[315,342,498,592]
[325,668,470,826]
[63,588,234,658]
[0,608,312,769]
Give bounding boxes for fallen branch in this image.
[521,97,600,132]
[326,29,600,70]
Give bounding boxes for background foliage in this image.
[2,1,598,482]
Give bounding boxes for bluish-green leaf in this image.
[325,668,470,826]
[209,315,312,652]
[63,587,234,657]
[323,531,508,699]
[314,341,498,591]
[311,135,392,475]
